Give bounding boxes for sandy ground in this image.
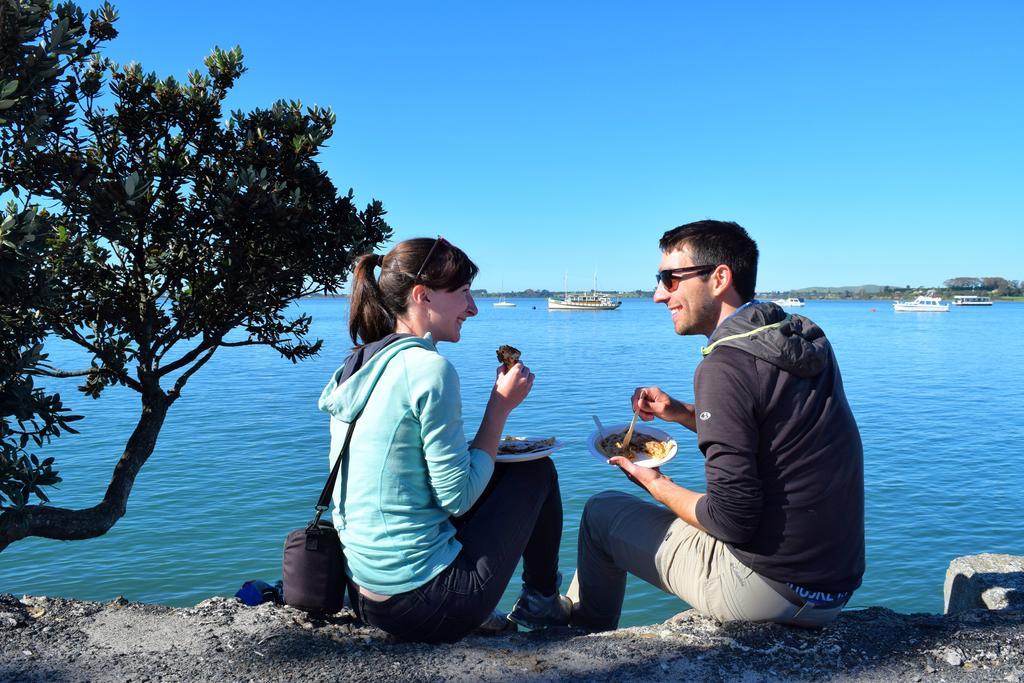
[2,593,1023,682]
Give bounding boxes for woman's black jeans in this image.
[356,457,563,643]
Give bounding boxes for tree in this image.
[1,0,118,510]
[0,9,390,550]
[943,277,982,290]
[979,277,1009,294]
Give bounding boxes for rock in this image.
[1,611,23,628]
[3,593,1024,681]
[945,554,1024,613]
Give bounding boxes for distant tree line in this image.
[761,277,1023,300]
[471,288,654,299]
[942,277,1022,297]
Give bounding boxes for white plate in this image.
[587,424,677,468]
[495,438,563,463]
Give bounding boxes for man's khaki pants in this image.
[567,490,845,631]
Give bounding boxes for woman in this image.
[318,236,568,643]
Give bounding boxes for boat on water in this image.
[772,297,806,308]
[493,279,517,307]
[548,273,621,310]
[548,292,622,310]
[893,295,949,312]
[953,295,993,306]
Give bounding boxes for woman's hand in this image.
[472,363,535,459]
[491,362,534,414]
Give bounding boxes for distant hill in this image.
[757,284,898,298]
[307,282,1019,302]
[759,283,1019,301]
[472,289,654,299]
[794,285,888,294]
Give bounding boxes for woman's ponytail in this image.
[348,253,394,345]
[347,238,478,347]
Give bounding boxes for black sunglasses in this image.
[655,265,716,290]
[413,235,449,281]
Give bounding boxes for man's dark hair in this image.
[659,220,759,302]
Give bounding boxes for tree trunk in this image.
[0,389,172,552]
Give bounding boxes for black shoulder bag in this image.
[281,410,361,614]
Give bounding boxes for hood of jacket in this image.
[701,302,829,378]
[318,333,430,422]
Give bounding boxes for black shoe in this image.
[508,573,571,629]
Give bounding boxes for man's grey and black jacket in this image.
[693,301,865,594]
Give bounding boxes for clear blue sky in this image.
[104,1,1022,292]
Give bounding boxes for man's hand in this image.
[608,456,670,497]
[631,386,697,432]
[609,455,706,531]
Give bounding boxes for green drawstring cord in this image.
[701,315,792,356]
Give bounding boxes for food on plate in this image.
[496,344,521,370]
[497,436,555,455]
[598,431,671,462]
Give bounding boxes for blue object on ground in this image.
[235,580,283,606]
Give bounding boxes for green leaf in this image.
[51,17,69,48]
[124,171,139,196]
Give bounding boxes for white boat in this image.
[772,297,806,308]
[893,295,949,312]
[548,292,622,310]
[548,273,621,311]
[953,295,992,306]
[492,280,516,307]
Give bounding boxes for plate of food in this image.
[588,424,677,468]
[495,435,562,463]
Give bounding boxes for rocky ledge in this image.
[1,592,1022,682]
[4,554,1024,682]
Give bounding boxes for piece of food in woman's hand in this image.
[599,431,670,462]
[496,344,521,370]
[497,436,555,454]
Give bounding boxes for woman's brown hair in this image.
[349,237,479,346]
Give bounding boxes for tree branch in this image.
[26,338,146,393]
[0,506,116,551]
[50,323,102,357]
[153,319,185,362]
[156,338,215,377]
[118,374,144,394]
[27,368,94,378]
[157,312,241,375]
[0,391,171,552]
[168,347,216,401]
[218,339,267,348]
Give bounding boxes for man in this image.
[568,220,864,630]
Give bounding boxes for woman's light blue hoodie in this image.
[317,334,494,594]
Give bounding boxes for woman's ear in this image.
[410,283,432,304]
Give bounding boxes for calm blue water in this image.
[2,299,1023,627]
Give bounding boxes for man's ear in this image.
[410,283,431,304]
[710,265,734,298]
